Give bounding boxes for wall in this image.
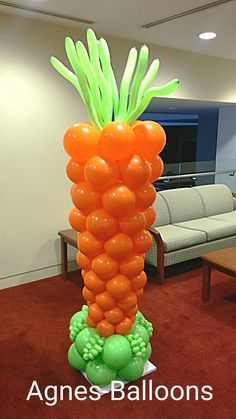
[215,106,236,191]
[1,12,236,288]
[0,13,87,288]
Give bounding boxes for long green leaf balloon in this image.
[86,30,110,124]
[50,28,180,129]
[116,47,137,120]
[136,59,160,105]
[127,79,180,125]
[97,40,113,123]
[99,37,119,117]
[75,41,103,121]
[128,45,149,113]
[50,56,84,100]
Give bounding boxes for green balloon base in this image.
[68,305,154,386]
[81,359,157,396]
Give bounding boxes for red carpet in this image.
[0,265,235,419]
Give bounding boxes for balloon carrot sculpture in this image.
[51,29,179,386]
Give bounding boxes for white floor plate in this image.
[81,360,157,396]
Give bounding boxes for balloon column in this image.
[51,29,179,386]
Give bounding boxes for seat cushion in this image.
[194,184,234,216]
[153,194,171,227]
[175,218,236,242]
[209,211,236,223]
[160,188,204,223]
[155,225,206,253]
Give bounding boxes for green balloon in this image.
[86,356,116,386]
[75,327,97,356]
[102,335,132,370]
[68,343,86,371]
[130,323,149,345]
[70,310,85,326]
[143,342,152,361]
[118,357,144,381]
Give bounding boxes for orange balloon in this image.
[135,183,156,210]
[115,317,133,335]
[95,291,116,311]
[130,271,147,291]
[119,154,151,188]
[71,181,101,213]
[117,292,137,311]
[149,155,164,182]
[84,156,119,191]
[104,233,133,261]
[143,206,156,228]
[86,208,117,240]
[106,274,131,298]
[77,231,104,258]
[88,303,104,323]
[76,252,91,271]
[66,159,84,183]
[98,121,135,161]
[135,288,144,300]
[84,271,106,294]
[92,253,118,280]
[82,286,95,303]
[133,120,166,159]
[81,269,86,279]
[102,184,135,217]
[86,314,96,328]
[105,307,125,324]
[119,211,146,236]
[63,123,99,163]
[119,254,144,278]
[132,229,153,253]
[69,207,87,232]
[125,304,138,318]
[96,319,115,337]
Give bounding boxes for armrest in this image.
[148,227,165,284]
[149,227,164,248]
[232,192,236,209]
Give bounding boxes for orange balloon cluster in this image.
[64,120,165,337]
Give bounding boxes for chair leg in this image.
[202,262,211,301]
[157,250,165,285]
[157,266,164,284]
[60,237,68,280]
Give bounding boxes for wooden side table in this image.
[201,247,236,301]
[58,229,77,280]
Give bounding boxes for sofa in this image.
[146,184,236,284]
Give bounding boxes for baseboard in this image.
[0,261,78,290]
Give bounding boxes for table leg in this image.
[60,237,68,280]
[202,262,211,301]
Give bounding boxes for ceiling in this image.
[1,0,236,60]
